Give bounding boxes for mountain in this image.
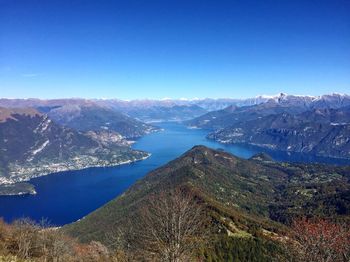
[0,99,159,137]
[0,98,94,108]
[186,98,308,130]
[63,146,350,259]
[0,97,268,123]
[0,99,159,139]
[44,104,158,139]
[1,93,349,112]
[1,94,349,123]
[257,93,350,109]
[187,93,350,130]
[94,97,269,112]
[0,97,263,113]
[311,93,350,109]
[121,105,207,122]
[0,98,208,123]
[186,94,350,159]
[0,108,149,195]
[94,99,257,121]
[208,107,350,159]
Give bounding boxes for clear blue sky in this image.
[0,0,349,99]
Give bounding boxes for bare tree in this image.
[10,218,40,259]
[285,217,350,262]
[39,228,75,262]
[1,217,114,262]
[0,218,10,254]
[72,240,110,262]
[135,189,206,262]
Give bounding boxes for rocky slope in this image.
[0,108,149,195]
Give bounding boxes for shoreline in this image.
[0,153,151,197]
[208,138,350,165]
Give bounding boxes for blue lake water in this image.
[0,122,349,226]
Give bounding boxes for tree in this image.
[39,228,75,262]
[0,217,114,261]
[10,218,39,259]
[0,218,10,254]
[286,217,350,262]
[136,189,206,262]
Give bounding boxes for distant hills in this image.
[0,97,251,122]
[187,93,350,129]
[0,99,159,136]
[2,93,349,123]
[1,93,350,195]
[187,93,350,159]
[63,145,350,259]
[0,107,149,195]
[208,107,350,159]
[44,104,158,138]
[115,104,207,122]
[0,98,212,122]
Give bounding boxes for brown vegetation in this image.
[105,189,207,261]
[2,199,349,261]
[285,217,350,262]
[0,190,207,261]
[136,189,206,261]
[0,218,111,262]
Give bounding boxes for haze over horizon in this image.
[1,0,349,99]
[1,91,350,102]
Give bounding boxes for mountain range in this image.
[0,98,241,122]
[187,93,350,130]
[187,93,350,159]
[1,93,349,122]
[1,92,350,196]
[43,104,158,138]
[208,107,350,159]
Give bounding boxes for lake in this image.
[0,122,349,226]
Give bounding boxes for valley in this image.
[0,122,348,226]
[0,98,349,261]
[2,1,349,259]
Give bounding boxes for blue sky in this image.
[0,0,349,99]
